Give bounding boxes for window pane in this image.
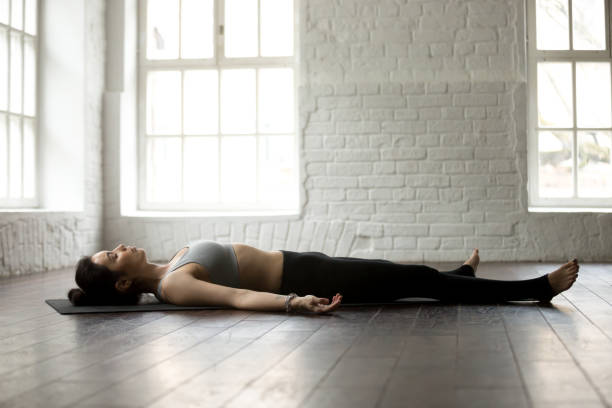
[24,0,36,35]
[23,117,34,198]
[576,62,611,128]
[146,0,179,60]
[260,0,293,57]
[225,0,258,58]
[146,137,181,202]
[258,135,294,205]
[537,62,572,128]
[0,0,8,25]
[0,28,7,111]
[220,69,255,134]
[9,31,22,114]
[220,136,256,203]
[9,115,21,198]
[0,113,6,198]
[183,136,219,202]
[10,0,22,30]
[536,0,569,50]
[146,71,181,135]
[572,0,605,50]
[258,68,293,133]
[538,131,573,197]
[578,131,611,197]
[181,0,214,59]
[23,35,35,116]
[184,70,218,135]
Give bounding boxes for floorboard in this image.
[0,261,610,408]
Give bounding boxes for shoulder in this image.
[162,265,243,307]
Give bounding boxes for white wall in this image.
[0,0,105,277]
[1,0,611,279]
[103,0,612,263]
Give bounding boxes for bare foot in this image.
[462,248,480,275]
[547,259,579,297]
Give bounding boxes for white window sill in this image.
[120,210,302,221]
[528,207,612,213]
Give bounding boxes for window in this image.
[0,0,38,208]
[528,0,612,208]
[138,0,298,212]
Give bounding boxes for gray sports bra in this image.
[155,239,240,303]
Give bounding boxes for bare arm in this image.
[235,290,343,314]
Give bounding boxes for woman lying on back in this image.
[68,240,579,313]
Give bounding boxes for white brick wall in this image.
[107,57,611,262]
[2,0,611,279]
[0,1,105,277]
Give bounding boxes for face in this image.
[91,243,147,275]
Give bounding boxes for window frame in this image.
[527,0,612,209]
[0,0,39,208]
[137,0,299,212]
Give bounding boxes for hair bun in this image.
[68,287,88,306]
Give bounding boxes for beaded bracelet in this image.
[285,292,298,313]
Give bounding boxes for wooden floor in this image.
[0,260,611,408]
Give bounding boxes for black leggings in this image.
[278,250,555,303]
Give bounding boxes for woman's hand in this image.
[295,293,343,314]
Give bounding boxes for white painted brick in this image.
[335,83,357,96]
[381,148,427,160]
[381,83,402,95]
[364,95,405,108]
[329,202,376,217]
[323,135,345,148]
[307,163,327,176]
[396,160,418,172]
[475,147,516,159]
[407,94,452,107]
[418,107,441,120]
[417,161,442,173]
[465,107,486,119]
[394,109,419,120]
[335,149,379,162]
[384,224,429,236]
[464,236,504,249]
[369,134,392,147]
[463,213,484,223]
[443,161,465,173]
[402,83,426,95]
[337,121,380,134]
[373,161,395,174]
[312,176,359,188]
[359,175,405,188]
[428,147,473,160]
[416,134,440,147]
[405,174,450,187]
[441,237,464,249]
[489,160,515,173]
[347,189,368,200]
[318,96,361,109]
[418,237,441,249]
[465,161,489,173]
[327,162,372,176]
[305,122,335,134]
[430,224,474,236]
[487,186,516,199]
[464,187,487,199]
[476,223,513,236]
[394,236,417,249]
[304,135,323,148]
[369,109,394,121]
[417,212,462,223]
[369,188,393,200]
[416,188,439,200]
[448,82,471,93]
[357,83,379,95]
[454,93,497,106]
[430,43,453,57]
[357,222,383,237]
[382,121,426,133]
[334,109,367,121]
[429,119,472,132]
[474,119,509,132]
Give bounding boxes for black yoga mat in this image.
[45,295,428,315]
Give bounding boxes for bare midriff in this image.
[167,243,284,293]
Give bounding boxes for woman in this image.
[68,240,579,313]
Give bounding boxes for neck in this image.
[133,262,171,294]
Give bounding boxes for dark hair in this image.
[67,256,142,306]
